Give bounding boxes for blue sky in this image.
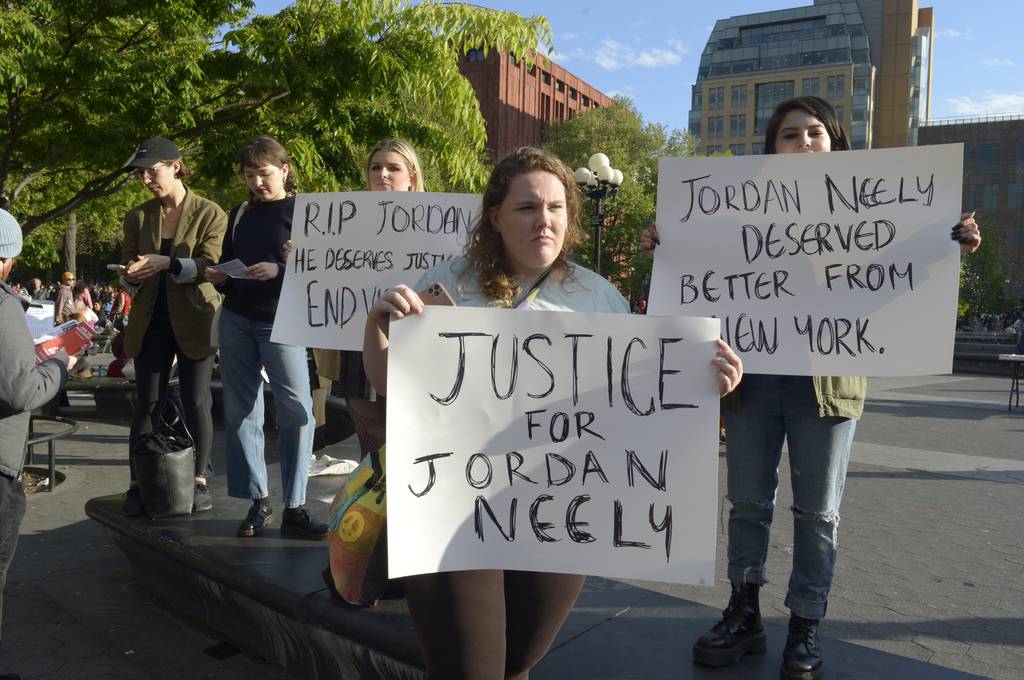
[252,1,1022,133]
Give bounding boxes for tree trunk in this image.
[63,212,77,276]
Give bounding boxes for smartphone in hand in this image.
[419,282,456,306]
[106,264,126,272]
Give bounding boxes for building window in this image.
[570,87,577,100]
[708,87,725,110]
[966,184,976,208]
[542,71,551,85]
[730,114,747,137]
[556,101,565,120]
[466,48,485,62]
[556,79,565,93]
[731,85,748,108]
[1009,183,1024,209]
[755,81,795,133]
[690,120,701,136]
[977,141,1002,175]
[834,106,844,124]
[751,142,764,155]
[528,64,536,76]
[982,184,1000,209]
[964,143,971,175]
[707,116,725,139]
[853,76,868,95]
[582,94,590,107]
[730,144,746,156]
[802,77,819,96]
[827,75,845,98]
[852,107,867,123]
[706,145,725,155]
[541,93,551,122]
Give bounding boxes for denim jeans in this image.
[722,374,857,620]
[219,308,314,508]
[0,472,26,642]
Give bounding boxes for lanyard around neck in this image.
[513,268,553,310]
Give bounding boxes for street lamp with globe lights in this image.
[574,153,623,275]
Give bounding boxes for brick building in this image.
[458,49,614,160]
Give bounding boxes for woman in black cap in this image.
[120,136,227,516]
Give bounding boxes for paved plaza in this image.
[1,372,1021,679]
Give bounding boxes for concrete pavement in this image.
[1,372,1021,679]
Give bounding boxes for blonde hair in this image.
[365,138,424,192]
[463,147,583,307]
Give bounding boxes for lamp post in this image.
[574,153,623,275]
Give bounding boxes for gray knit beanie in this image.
[0,208,22,258]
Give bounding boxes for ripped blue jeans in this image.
[722,374,856,620]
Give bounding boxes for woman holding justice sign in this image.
[365,147,744,679]
[641,96,981,680]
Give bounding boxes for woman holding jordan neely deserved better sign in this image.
[641,95,981,680]
[364,147,744,680]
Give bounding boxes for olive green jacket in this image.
[122,189,227,360]
[810,375,867,419]
[724,375,867,420]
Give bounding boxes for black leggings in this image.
[130,318,214,481]
[402,570,585,679]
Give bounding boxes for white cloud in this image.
[945,92,1024,116]
[560,32,578,42]
[937,28,973,39]
[668,39,690,55]
[590,38,685,71]
[980,58,1015,66]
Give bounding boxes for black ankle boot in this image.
[693,582,766,666]
[781,614,824,680]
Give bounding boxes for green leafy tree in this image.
[959,213,1012,316]
[1,0,551,248]
[543,96,696,300]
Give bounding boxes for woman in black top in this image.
[206,136,327,540]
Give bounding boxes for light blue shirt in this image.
[414,257,630,314]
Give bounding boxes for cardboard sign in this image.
[271,191,479,350]
[386,306,721,585]
[649,144,964,376]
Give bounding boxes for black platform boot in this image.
[693,582,767,666]
[781,614,824,680]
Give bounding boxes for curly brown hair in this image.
[462,147,583,307]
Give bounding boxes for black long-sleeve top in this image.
[218,195,295,323]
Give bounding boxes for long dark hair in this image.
[763,96,850,154]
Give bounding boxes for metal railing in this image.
[922,113,1024,127]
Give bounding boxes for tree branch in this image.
[20,162,134,236]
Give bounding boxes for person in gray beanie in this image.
[0,208,74,679]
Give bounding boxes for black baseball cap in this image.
[127,136,182,168]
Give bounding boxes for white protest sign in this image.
[650,144,964,376]
[386,306,721,585]
[271,192,479,350]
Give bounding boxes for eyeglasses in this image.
[133,164,167,180]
